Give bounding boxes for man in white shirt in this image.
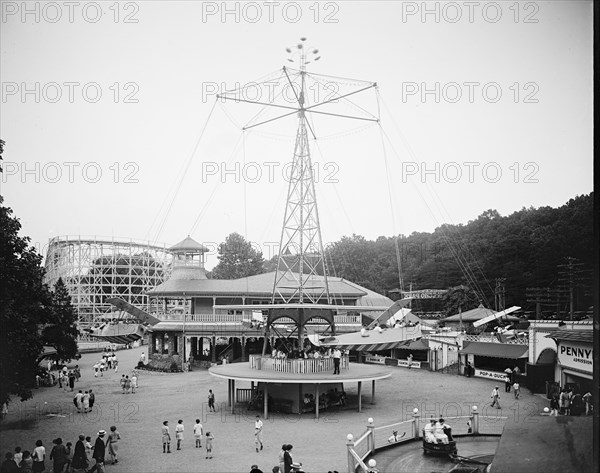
[333,348,342,375]
[491,386,501,409]
[254,415,264,452]
[193,419,203,448]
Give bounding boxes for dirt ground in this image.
[0,346,550,473]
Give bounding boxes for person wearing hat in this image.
[283,445,294,473]
[88,430,107,473]
[490,386,501,409]
[50,438,68,473]
[249,464,264,473]
[71,434,88,472]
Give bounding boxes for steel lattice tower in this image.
[217,37,378,307]
[272,72,330,304]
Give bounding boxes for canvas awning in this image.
[459,342,528,359]
[309,326,422,352]
[89,323,146,345]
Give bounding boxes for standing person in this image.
[32,440,46,473]
[582,391,592,416]
[407,353,413,369]
[84,438,93,467]
[82,391,90,413]
[13,448,22,468]
[71,435,88,473]
[175,420,184,450]
[88,430,106,473]
[208,389,216,412]
[140,352,146,364]
[107,426,121,464]
[130,372,137,393]
[124,376,131,394]
[64,442,73,472]
[93,362,99,378]
[205,432,214,459]
[193,419,203,448]
[69,371,76,391]
[0,453,19,473]
[254,415,264,452]
[58,370,64,390]
[490,386,501,409]
[504,373,512,393]
[566,388,573,415]
[550,394,560,416]
[113,356,118,373]
[278,445,287,473]
[20,451,33,473]
[513,380,521,399]
[283,445,293,473]
[162,421,171,453]
[89,389,95,411]
[332,348,341,375]
[120,375,126,394]
[465,362,473,377]
[75,390,83,413]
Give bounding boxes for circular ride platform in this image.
[209,361,392,419]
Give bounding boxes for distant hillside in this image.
[324,193,594,313]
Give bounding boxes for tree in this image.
[41,278,79,363]
[1,140,80,407]
[441,285,480,317]
[0,196,52,406]
[211,232,265,279]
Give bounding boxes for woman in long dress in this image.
[107,426,121,463]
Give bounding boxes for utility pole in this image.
[557,257,588,320]
[494,278,506,312]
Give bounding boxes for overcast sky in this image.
[0,1,593,269]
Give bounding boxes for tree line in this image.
[210,193,594,314]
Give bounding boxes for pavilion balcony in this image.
[249,354,349,374]
[155,313,363,326]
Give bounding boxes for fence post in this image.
[472,406,479,435]
[367,417,375,454]
[412,408,420,439]
[346,434,355,473]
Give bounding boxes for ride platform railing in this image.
[345,408,508,473]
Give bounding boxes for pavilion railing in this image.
[249,354,349,373]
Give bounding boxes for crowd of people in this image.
[0,426,122,473]
[548,387,593,416]
[301,388,346,412]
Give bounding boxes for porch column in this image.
[358,381,362,413]
[241,336,246,362]
[315,384,320,419]
[231,380,236,414]
[371,380,376,404]
[263,384,269,420]
[211,336,217,363]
